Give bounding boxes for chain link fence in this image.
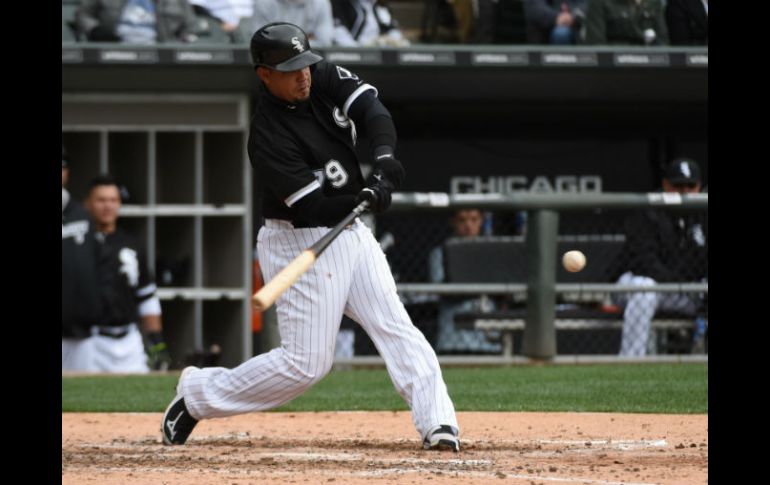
[345,204,707,358]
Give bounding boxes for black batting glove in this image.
[356,175,394,213]
[145,331,172,371]
[373,146,405,189]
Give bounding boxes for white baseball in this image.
[562,250,586,272]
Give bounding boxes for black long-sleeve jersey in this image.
[248,60,392,227]
[617,206,708,282]
[95,227,158,328]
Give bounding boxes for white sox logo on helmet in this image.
[291,37,304,53]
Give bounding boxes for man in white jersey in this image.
[161,22,460,452]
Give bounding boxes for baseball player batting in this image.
[161,22,460,452]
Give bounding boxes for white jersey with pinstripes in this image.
[180,62,459,441]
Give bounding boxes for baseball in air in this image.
[562,250,586,272]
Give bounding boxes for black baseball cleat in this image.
[423,425,460,452]
[161,366,199,445]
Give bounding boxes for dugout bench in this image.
[443,236,701,356]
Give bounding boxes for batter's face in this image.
[62,167,69,188]
[87,184,122,229]
[258,66,312,103]
[451,210,483,237]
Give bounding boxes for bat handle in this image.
[308,200,369,255]
[353,200,370,215]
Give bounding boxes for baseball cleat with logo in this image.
[161,366,199,445]
[423,424,460,452]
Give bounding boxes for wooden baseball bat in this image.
[252,200,370,311]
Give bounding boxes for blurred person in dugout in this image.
[62,174,172,372]
[331,0,410,47]
[250,0,335,47]
[428,209,502,354]
[76,0,199,43]
[613,158,708,356]
[583,0,669,45]
[62,146,103,370]
[523,0,587,45]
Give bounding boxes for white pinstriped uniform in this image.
[174,57,458,443]
[181,219,458,439]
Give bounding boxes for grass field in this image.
[62,363,707,414]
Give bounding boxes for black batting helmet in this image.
[250,22,323,72]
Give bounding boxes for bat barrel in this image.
[252,201,370,311]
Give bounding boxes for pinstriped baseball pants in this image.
[182,219,458,440]
[615,271,699,356]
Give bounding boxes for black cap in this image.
[664,158,701,184]
[250,22,323,72]
[62,144,69,168]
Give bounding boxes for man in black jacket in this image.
[615,158,707,356]
[584,0,669,45]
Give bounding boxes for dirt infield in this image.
[62,411,707,484]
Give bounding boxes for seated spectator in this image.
[188,0,254,33]
[665,0,707,45]
[331,0,410,47]
[584,0,668,45]
[428,209,502,354]
[250,0,335,47]
[76,0,198,43]
[524,0,587,45]
[420,0,528,45]
[613,158,707,356]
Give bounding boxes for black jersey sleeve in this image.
[134,243,157,303]
[312,60,379,118]
[293,191,358,227]
[313,60,398,163]
[346,90,398,159]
